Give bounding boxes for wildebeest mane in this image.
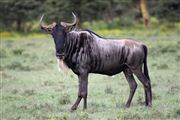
[82,29,104,38]
[63,29,95,70]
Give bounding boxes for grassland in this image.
[1,27,180,120]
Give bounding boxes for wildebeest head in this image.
[39,13,77,59]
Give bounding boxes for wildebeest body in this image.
[39,13,152,111]
[63,31,145,76]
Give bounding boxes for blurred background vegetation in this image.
[1,1,180,119]
[0,0,180,33]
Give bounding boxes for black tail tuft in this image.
[143,45,152,102]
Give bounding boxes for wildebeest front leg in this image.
[71,72,88,111]
[123,68,137,107]
[70,96,82,111]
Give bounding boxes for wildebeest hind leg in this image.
[123,68,137,107]
[133,68,152,107]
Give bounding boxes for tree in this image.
[0,0,44,31]
[140,0,150,27]
[149,0,180,23]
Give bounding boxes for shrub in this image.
[79,112,91,120]
[43,114,68,120]
[1,32,14,37]
[12,49,24,55]
[157,64,168,70]
[22,89,35,96]
[104,86,113,94]
[58,94,71,105]
[167,85,180,95]
[0,49,7,58]
[6,61,23,70]
[6,61,31,71]
[174,109,180,118]
[137,95,144,105]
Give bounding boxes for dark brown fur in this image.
[40,20,152,112]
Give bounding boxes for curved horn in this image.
[61,12,77,27]
[39,14,57,33]
[71,12,77,26]
[39,14,44,27]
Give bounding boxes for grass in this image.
[1,27,180,120]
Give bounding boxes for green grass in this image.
[1,28,180,120]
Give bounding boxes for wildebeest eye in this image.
[47,28,51,32]
[47,28,53,33]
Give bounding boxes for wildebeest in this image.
[39,13,152,111]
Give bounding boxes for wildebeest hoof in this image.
[147,103,152,107]
[83,108,87,112]
[125,104,130,108]
[70,106,77,112]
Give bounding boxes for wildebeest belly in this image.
[92,63,127,76]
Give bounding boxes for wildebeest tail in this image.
[143,45,152,101]
[143,45,150,80]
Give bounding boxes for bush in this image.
[174,109,180,118]
[0,48,7,58]
[12,49,24,55]
[22,89,35,96]
[58,94,71,105]
[6,61,31,71]
[157,64,169,70]
[104,86,113,94]
[79,112,91,120]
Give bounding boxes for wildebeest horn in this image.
[61,12,77,27]
[71,12,77,26]
[39,14,56,33]
[39,14,44,28]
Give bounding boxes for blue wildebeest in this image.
[39,13,152,111]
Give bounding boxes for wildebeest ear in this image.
[41,22,57,33]
[61,22,77,31]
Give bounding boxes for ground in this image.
[1,28,180,120]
